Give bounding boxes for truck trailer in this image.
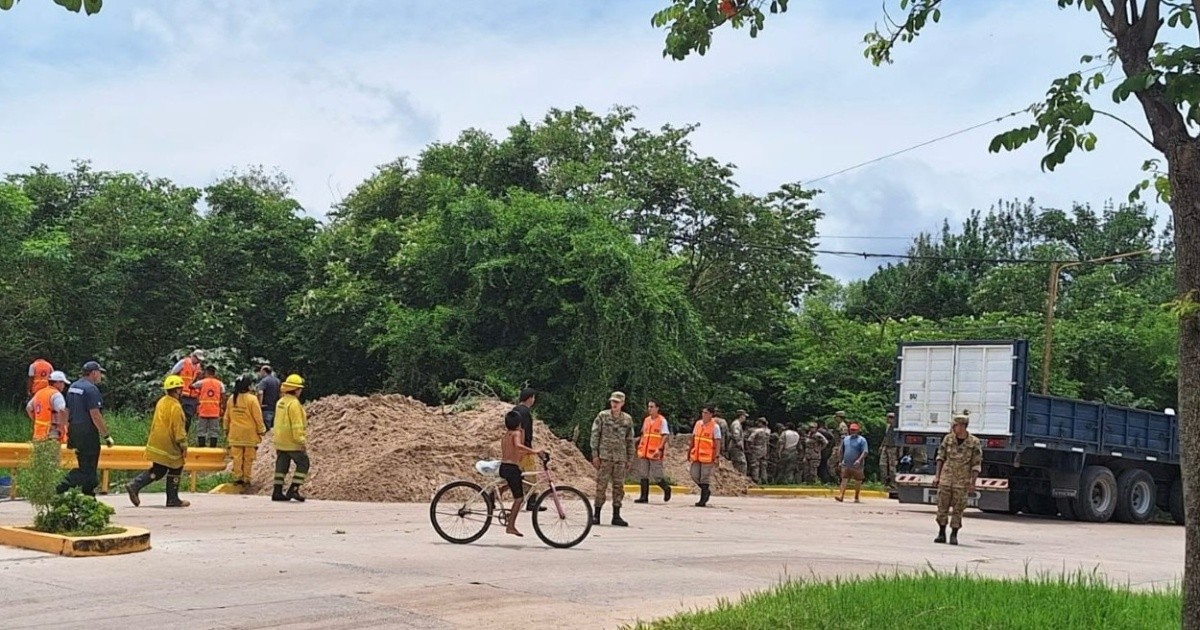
[892,339,1183,525]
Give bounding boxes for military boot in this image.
[165,475,191,508]
[611,506,628,527]
[208,437,219,448]
[271,484,288,502]
[695,484,711,507]
[286,484,306,502]
[591,504,602,525]
[949,529,959,546]
[125,471,153,507]
[934,526,947,543]
[634,480,650,504]
[658,480,672,503]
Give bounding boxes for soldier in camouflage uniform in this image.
[714,412,730,461]
[590,391,635,527]
[766,423,783,485]
[728,410,748,475]
[879,412,899,492]
[747,418,770,484]
[817,419,837,483]
[933,412,982,545]
[802,423,828,483]
[834,411,849,437]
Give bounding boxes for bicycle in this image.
[429,452,593,548]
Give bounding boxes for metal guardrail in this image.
[0,442,229,497]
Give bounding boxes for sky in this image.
[0,0,1171,280]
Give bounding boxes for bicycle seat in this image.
[475,460,501,477]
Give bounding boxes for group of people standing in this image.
[23,352,314,509]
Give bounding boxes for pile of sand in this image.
[249,395,755,501]
[249,395,594,502]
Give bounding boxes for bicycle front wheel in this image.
[430,480,493,544]
[532,485,593,549]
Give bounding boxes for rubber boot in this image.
[949,529,959,546]
[195,437,206,448]
[126,471,152,507]
[934,526,947,543]
[208,437,219,448]
[272,484,288,502]
[286,484,306,502]
[695,484,710,507]
[658,480,672,503]
[611,506,629,527]
[633,479,650,504]
[165,475,190,508]
[592,503,602,525]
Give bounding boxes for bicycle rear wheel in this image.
[532,485,593,548]
[430,480,493,544]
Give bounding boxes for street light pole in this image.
[1040,250,1152,395]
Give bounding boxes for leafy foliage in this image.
[17,439,63,521]
[34,489,115,535]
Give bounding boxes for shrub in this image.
[34,489,115,535]
[18,439,63,520]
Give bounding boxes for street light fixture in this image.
[1040,249,1154,395]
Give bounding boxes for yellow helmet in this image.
[163,375,185,391]
[282,374,305,390]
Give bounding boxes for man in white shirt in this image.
[27,371,69,442]
[779,424,801,484]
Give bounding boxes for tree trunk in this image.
[1172,141,1200,630]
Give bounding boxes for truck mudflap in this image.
[894,474,1011,511]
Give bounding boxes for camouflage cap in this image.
[953,412,970,425]
[835,411,846,417]
[609,391,626,403]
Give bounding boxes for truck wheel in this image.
[1114,469,1156,524]
[1056,497,1078,521]
[1074,466,1117,523]
[1171,478,1186,526]
[1024,493,1058,516]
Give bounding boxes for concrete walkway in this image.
[0,494,1182,630]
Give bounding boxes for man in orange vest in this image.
[27,358,54,397]
[169,349,205,432]
[688,404,723,507]
[632,399,672,504]
[191,365,226,448]
[26,370,69,442]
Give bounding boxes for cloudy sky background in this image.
[0,1,1171,279]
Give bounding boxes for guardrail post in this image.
[189,471,197,493]
[99,469,110,495]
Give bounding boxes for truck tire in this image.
[1074,466,1117,523]
[1056,497,1078,521]
[1024,493,1058,516]
[1171,478,1186,526]
[1114,469,1156,524]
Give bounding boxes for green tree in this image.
[653,2,1200,619]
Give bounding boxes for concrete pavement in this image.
[0,494,1182,630]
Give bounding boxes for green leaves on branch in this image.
[652,0,789,60]
[1,0,102,13]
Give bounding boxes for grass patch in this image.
[625,572,1179,630]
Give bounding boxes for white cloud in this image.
[0,0,1167,279]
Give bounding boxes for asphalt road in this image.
[0,494,1182,629]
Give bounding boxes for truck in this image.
[891,339,1183,525]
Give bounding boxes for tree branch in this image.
[1193,0,1200,42]
[1095,0,1116,31]
[1094,108,1159,147]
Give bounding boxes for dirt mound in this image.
[249,395,595,502]
[662,435,752,496]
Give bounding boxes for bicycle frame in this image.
[484,457,568,520]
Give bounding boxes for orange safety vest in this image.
[690,420,718,464]
[179,359,200,398]
[637,415,668,460]
[29,359,52,395]
[30,386,66,443]
[196,377,222,418]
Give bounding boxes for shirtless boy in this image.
[501,413,543,537]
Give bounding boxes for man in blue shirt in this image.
[255,365,281,431]
[835,422,869,503]
[55,361,114,496]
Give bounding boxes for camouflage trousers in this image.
[594,459,626,508]
[880,447,899,488]
[729,446,748,475]
[777,449,799,484]
[801,457,821,483]
[747,451,768,484]
[936,485,970,529]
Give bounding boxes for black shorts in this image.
[499,463,524,499]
